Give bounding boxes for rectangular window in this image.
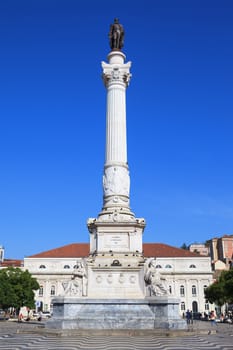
[192,285,197,297]
[181,302,185,311]
[39,286,43,296]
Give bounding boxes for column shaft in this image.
[106,85,127,164]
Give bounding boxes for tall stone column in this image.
[87,20,145,257]
[100,51,133,219]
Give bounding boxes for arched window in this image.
[180,285,185,296]
[203,285,207,294]
[192,285,197,297]
[169,285,172,294]
[189,264,196,268]
[50,285,56,296]
[192,301,198,313]
[155,264,162,268]
[181,302,185,311]
[39,265,46,269]
[64,265,70,269]
[165,264,172,268]
[39,285,43,296]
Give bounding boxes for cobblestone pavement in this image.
[0,320,233,350]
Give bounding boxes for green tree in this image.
[205,269,233,306]
[204,280,226,306]
[0,267,39,311]
[180,243,189,250]
[221,269,233,303]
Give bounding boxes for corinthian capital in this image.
[102,61,131,87]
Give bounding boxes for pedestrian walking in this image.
[210,310,217,326]
[186,310,192,325]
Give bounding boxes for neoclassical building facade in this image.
[23,242,214,315]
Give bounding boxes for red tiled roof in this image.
[29,243,89,258]
[143,243,200,258]
[0,259,22,267]
[28,242,201,259]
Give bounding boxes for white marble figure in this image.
[144,259,168,296]
[63,260,87,297]
[63,277,82,296]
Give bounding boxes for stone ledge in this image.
[16,326,210,337]
[51,297,180,304]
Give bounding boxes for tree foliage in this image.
[180,243,189,250]
[0,267,39,310]
[205,269,233,306]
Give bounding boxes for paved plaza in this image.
[0,320,233,350]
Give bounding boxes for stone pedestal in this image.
[47,297,186,330]
[86,210,146,298]
[88,218,145,255]
[86,252,145,299]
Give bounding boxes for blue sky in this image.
[1,0,233,259]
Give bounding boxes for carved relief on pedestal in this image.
[103,166,130,197]
[107,274,113,284]
[97,210,135,222]
[96,275,102,284]
[118,273,125,284]
[103,196,130,210]
[93,272,138,287]
[129,275,136,284]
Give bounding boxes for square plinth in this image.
[47,297,186,330]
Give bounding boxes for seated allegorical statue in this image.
[144,259,169,296]
[63,260,87,297]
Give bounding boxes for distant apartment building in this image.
[206,234,233,266]
[189,244,209,256]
